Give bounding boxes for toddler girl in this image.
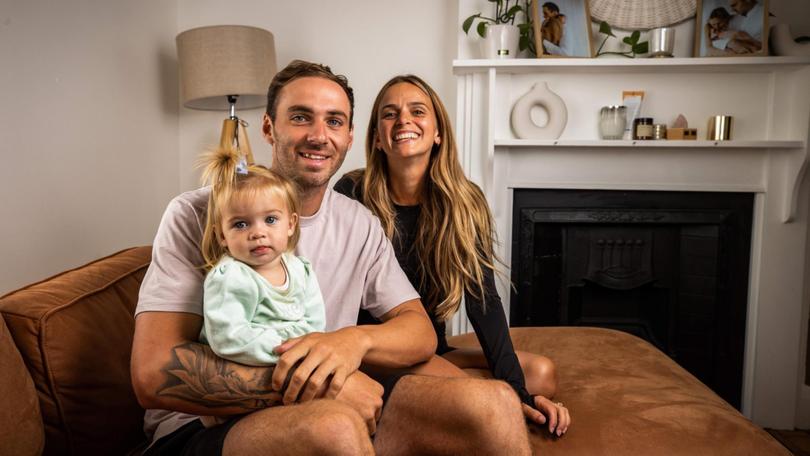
[198,147,325,372]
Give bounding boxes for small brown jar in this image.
[633,117,654,140]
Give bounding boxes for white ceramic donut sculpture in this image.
[510,82,568,140]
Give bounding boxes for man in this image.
[540,2,563,52]
[131,60,532,455]
[540,2,568,56]
[728,0,763,46]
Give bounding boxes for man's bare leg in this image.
[223,399,373,456]
[373,376,531,455]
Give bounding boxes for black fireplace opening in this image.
[510,189,754,409]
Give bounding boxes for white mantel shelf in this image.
[494,139,805,149]
[453,56,810,74]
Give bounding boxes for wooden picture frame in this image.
[694,0,768,57]
[531,0,594,58]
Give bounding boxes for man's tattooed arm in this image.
[157,342,284,410]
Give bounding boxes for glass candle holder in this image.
[599,105,627,140]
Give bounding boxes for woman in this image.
[335,75,570,435]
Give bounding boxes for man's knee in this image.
[487,379,524,414]
[454,378,522,424]
[225,400,372,456]
[452,379,530,453]
[301,401,372,454]
[377,376,530,455]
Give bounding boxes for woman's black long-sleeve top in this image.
[334,176,534,407]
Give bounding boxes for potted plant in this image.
[462,0,535,58]
[594,21,649,58]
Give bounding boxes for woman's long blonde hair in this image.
[199,147,301,270]
[358,75,499,321]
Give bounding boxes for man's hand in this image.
[334,370,384,435]
[523,395,571,436]
[272,327,371,404]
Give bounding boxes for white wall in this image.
[0,0,458,294]
[177,0,459,192]
[0,1,180,294]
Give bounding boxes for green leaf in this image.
[634,41,649,54]
[506,4,522,17]
[518,23,531,32]
[622,36,634,45]
[462,15,478,34]
[630,30,640,44]
[477,21,488,38]
[599,21,615,37]
[520,35,529,51]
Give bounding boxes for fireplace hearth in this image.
[510,189,754,408]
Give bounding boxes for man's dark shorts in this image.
[143,417,239,456]
[143,373,408,455]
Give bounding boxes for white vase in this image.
[481,24,520,59]
[510,82,568,140]
[770,24,810,57]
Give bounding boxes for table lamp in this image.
[176,25,277,165]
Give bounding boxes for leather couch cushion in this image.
[0,247,152,455]
[0,314,44,455]
[448,327,789,455]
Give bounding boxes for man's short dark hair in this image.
[543,2,560,13]
[265,60,355,126]
[709,6,732,20]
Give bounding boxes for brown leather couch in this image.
[0,247,150,455]
[0,247,790,455]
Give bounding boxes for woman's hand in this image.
[522,395,571,436]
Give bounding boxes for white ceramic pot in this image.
[510,82,568,140]
[481,24,520,59]
[770,24,810,57]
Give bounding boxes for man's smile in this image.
[299,152,328,160]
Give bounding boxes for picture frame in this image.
[531,0,594,58]
[694,0,768,57]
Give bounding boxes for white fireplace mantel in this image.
[449,56,810,429]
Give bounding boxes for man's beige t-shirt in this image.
[135,187,420,444]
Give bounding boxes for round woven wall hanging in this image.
[589,0,696,30]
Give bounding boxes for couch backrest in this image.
[0,246,152,456]
[0,313,44,455]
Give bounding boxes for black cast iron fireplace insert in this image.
[510,189,753,408]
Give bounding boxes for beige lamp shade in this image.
[176,25,277,110]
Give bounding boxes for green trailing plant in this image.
[462,0,536,56]
[595,21,649,58]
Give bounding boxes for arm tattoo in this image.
[157,342,283,410]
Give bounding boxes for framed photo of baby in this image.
[695,0,768,57]
[531,0,593,58]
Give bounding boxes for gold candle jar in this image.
[652,124,667,140]
[707,115,733,140]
